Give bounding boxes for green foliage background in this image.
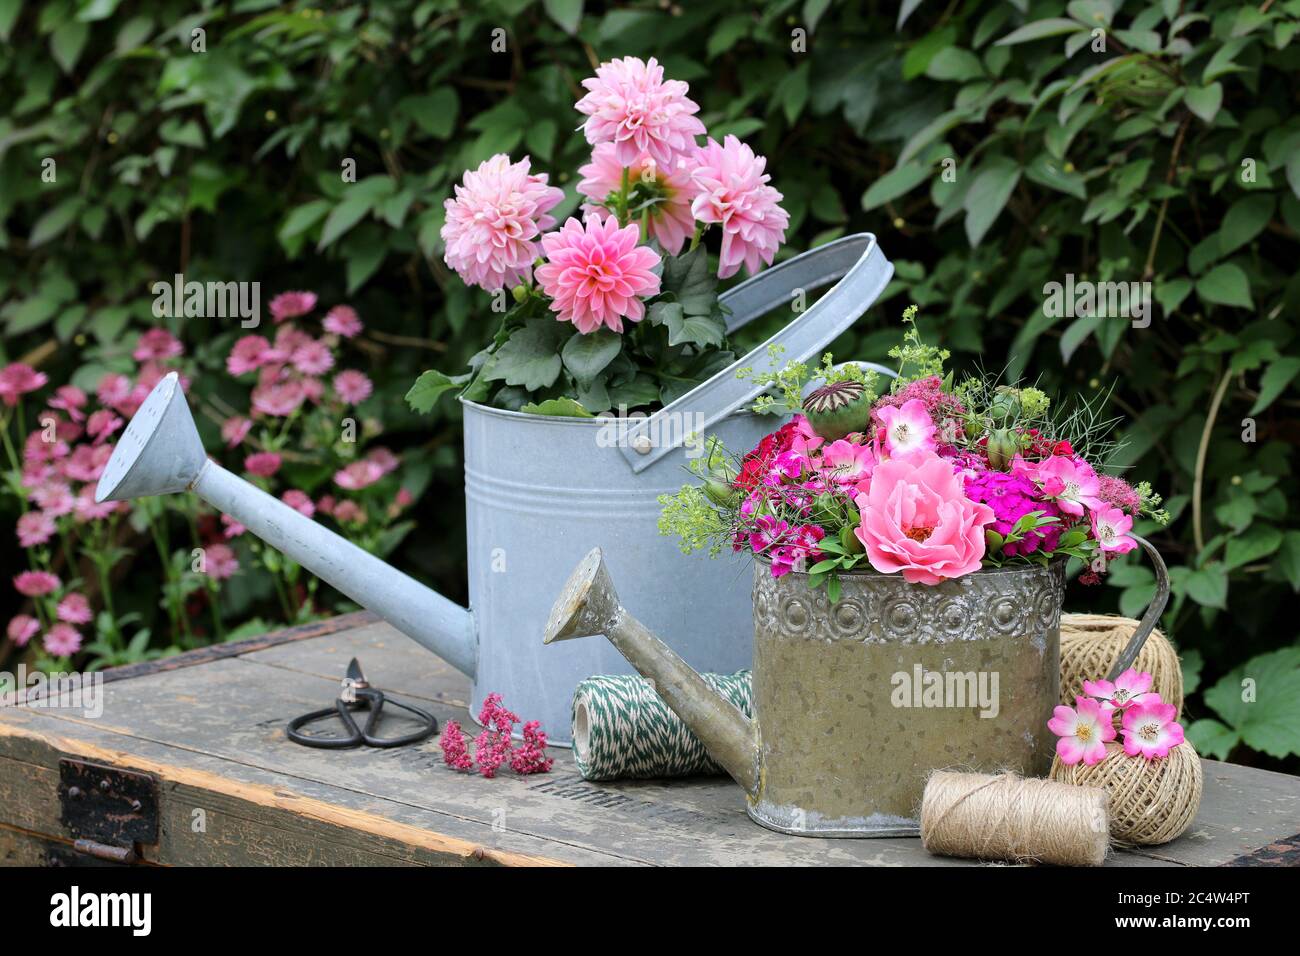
[1,0,1298,768]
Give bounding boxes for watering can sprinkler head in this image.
[545,549,762,795]
[95,372,479,678]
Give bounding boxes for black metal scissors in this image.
[286,658,437,749]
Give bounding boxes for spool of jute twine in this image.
[1060,613,1183,714]
[920,770,1110,866]
[572,671,753,780]
[1050,740,1202,845]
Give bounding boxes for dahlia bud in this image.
[511,284,529,304]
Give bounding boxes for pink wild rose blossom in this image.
[1036,456,1104,516]
[1092,504,1137,555]
[535,214,662,334]
[574,56,705,168]
[1048,696,1116,766]
[1120,696,1185,759]
[1083,667,1156,715]
[688,135,789,278]
[875,399,937,462]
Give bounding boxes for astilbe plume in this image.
[439,692,552,778]
[439,720,474,771]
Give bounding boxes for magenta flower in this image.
[1091,504,1137,555]
[13,570,60,597]
[281,489,315,517]
[269,291,318,322]
[323,305,363,338]
[769,524,826,578]
[688,135,789,278]
[220,513,245,538]
[95,372,131,411]
[72,485,119,522]
[1120,696,1184,759]
[48,386,88,422]
[204,543,239,581]
[535,214,662,334]
[43,623,82,657]
[819,440,878,487]
[30,482,74,516]
[227,335,271,376]
[366,447,400,475]
[1036,456,1103,516]
[510,720,554,775]
[575,56,705,169]
[854,453,995,585]
[334,460,384,491]
[132,328,183,361]
[963,470,1063,557]
[16,511,56,547]
[577,142,696,254]
[439,719,474,771]
[332,370,373,405]
[1049,696,1116,766]
[7,614,39,648]
[331,500,366,524]
[60,446,111,483]
[875,399,937,462]
[56,593,93,625]
[1083,668,1155,715]
[0,363,48,406]
[441,154,564,292]
[291,339,334,376]
[244,452,282,478]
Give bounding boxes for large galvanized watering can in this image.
[545,542,1169,835]
[96,235,895,743]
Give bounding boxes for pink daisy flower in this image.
[221,416,253,448]
[56,593,93,625]
[252,378,306,417]
[269,291,318,322]
[291,339,334,376]
[7,614,39,648]
[1048,696,1116,766]
[281,489,315,517]
[688,135,789,279]
[244,452,282,478]
[323,305,363,338]
[575,56,705,168]
[16,511,56,547]
[332,370,373,405]
[43,623,82,657]
[204,543,240,580]
[227,335,271,376]
[441,154,564,292]
[132,328,183,361]
[577,142,696,255]
[0,364,48,406]
[535,214,662,334]
[1121,696,1185,759]
[13,570,60,597]
[48,386,87,422]
[1083,667,1156,715]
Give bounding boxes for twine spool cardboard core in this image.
[921,770,1110,866]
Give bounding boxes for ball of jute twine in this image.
[1050,740,1202,846]
[920,770,1110,866]
[1060,613,1183,715]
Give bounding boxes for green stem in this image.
[617,167,630,226]
[689,223,705,252]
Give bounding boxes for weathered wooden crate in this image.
[1,612,1297,866]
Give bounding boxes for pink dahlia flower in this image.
[441,154,563,292]
[1120,696,1185,759]
[269,291,317,322]
[688,135,789,278]
[575,56,705,169]
[577,142,696,255]
[1036,455,1103,516]
[535,215,662,334]
[332,369,373,405]
[56,593,93,625]
[14,570,60,597]
[16,511,56,547]
[854,452,995,585]
[7,614,39,648]
[1084,667,1156,716]
[1091,504,1137,556]
[43,623,82,657]
[875,399,937,462]
[1048,696,1116,766]
[0,363,48,406]
[323,305,363,338]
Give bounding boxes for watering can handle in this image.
[1103,534,1171,681]
[618,233,894,473]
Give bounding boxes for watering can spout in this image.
[545,548,761,795]
[95,372,478,678]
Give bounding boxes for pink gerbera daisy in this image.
[269,291,318,322]
[574,56,705,169]
[441,154,564,292]
[688,135,789,278]
[577,142,696,255]
[535,214,662,334]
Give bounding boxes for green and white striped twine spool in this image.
[571,670,753,780]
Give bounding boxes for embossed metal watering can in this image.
[545,542,1169,834]
[96,235,896,743]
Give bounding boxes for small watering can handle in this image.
[619,233,894,473]
[1103,534,1171,681]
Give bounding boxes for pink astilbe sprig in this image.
[438,693,552,778]
[441,154,564,292]
[510,721,554,775]
[439,720,475,771]
[535,214,662,333]
[574,56,705,168]
[688,135,789,279]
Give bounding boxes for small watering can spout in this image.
[545,549,761,795]
[96,373,478,678]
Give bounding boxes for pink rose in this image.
[853,452,995,585]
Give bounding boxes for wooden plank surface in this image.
[2,619,1298,866]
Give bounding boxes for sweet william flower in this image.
[1048,696,1116,765]
[441,154,563,292]
[575,56,705,169]
[1120,696,1185,759]
[854,453,995,585]
[689,135,789,279]
[535,214,662,334]
[1083,667,1155,715]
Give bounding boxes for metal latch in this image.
[58,759,159,864]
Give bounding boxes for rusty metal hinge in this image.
[58,759,159,864]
